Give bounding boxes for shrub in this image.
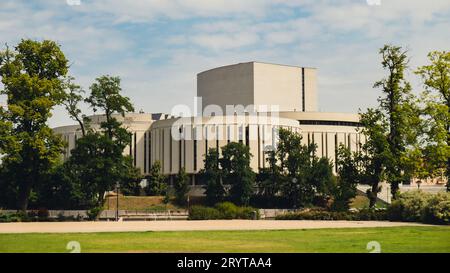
[422,192,450,225]
[0,212,30,222]
[188,206,221,220]
[87,207,103,220]
[386,200,403,221]
[275,209,387,221]
[188,202,259,220]
[215,202,239,219]
[385,190,450,225]
[386,190,432,222]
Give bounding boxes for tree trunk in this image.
[17,182,32,212]
[75,116,85,137]
[390,180,400,200]
[368,182,379,208]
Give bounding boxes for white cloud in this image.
[1,0,450,127]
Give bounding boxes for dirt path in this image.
[0,220,432,234]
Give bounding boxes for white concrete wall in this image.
[197,62,318,113]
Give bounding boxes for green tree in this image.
[358,109,390,208]
[374,45,419,199]
[416,51,450,191]
[276,128,332,208]
[61,75,141,209]
[61,76,89,136]
[173,167,190,205]
[220,142,255,206]
[145,161,167,195]
[0,40,68,211]
[256,149,282,202]
[85,75,133,139]
[202,148,225,205]
[332,145,359,211]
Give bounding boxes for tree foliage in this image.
[357,109,391,208]
[173,167,190,205]
[201,148,225,205]
[59,75,141,209]
[267,128,334,208]
[373,45,420,199]
[0,40,68,211]
[145,161,167,196]
[332,145,359,211]
[416,51,450,191]
[220,142,255,206]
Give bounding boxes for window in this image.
[193,139,197,171]
[302,67,305,112]
[133,133,137,167]
[334,134,338,173]
[144,132,147,173]
[245,125,250,146]
[298,120,361,127]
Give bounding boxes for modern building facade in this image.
[198,62,317,113]
[53,62,363,184]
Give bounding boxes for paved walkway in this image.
[0,220,432,234]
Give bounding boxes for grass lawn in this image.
[0,226,449,253]
[350,192,388,209]
[104,195,185,212]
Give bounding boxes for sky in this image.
[0,0,449,127]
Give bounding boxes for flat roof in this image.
[197,61,316,76]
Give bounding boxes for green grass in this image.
[104,195,184,211]
[0,226,449,253]
[350,193,388,209]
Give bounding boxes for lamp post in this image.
[115,182,120,221]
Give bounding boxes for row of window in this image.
[129,126,362,174]
[298,120,361,127]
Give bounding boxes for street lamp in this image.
[115,181,120,221]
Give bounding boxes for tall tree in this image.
[358,109,390,208]
[332,145,360,211]
[416,51,450,191]
[276,128,325,208]
[61,76,89,136]
[0,40,68,211]
[173,167,190,205]
[85,75,133,139]
[145,161,167,196]
[374,45,419,199]
[202,148,225,205]
[220,142,255,206]
[63,75,140,209]
[256,149,282,201]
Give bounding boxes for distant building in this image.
[53,62,363,184]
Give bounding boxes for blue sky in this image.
[1,0,450,127]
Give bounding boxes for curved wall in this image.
[53,112,364,178]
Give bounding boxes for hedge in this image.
[387,191,450,225]
[188,202,260,220]
[275,209,387,221]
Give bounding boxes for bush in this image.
[422,192,450,225]
[0,212,30,222]
[386,190,450,225]
[188,202,259,220]
[188,206,221,220]
[215,202,239,219]
[387,190,430,222]
[389,191,432,222]
[275,209,387,221]
[386,200,403,221]
[87,207,103,220]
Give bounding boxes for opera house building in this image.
[53,62,363,184]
